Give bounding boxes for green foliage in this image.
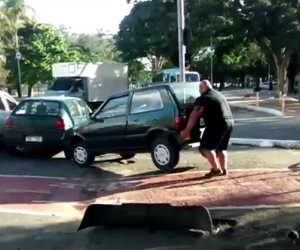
[128,59,151,87]
[0,0,30,49]
[116,0,177,72]
[56,28,121,63]
[4,21,66,96]
[0,58,8,88]
[235,0,300,93]
[122,0,299,90]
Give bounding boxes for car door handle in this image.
[152,119,158,124]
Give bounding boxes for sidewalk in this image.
[224,89,300,116]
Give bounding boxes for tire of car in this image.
[120,153,136,160]
[72,142,95,168]
[150,136,179,172]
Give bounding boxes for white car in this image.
[0,91,18,142]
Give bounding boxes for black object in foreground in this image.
[78,203,213,233]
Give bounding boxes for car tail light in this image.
[174,116,185,132]
[55,118,65,130]
[5,117,13,128]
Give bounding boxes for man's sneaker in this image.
[204,168,222,178]
[221,169,228,176]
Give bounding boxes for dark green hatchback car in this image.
[3,96,91,157]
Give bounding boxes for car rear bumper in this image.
[4,132,66,151]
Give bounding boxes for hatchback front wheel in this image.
[72,142,95,168]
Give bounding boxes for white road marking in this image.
[0,175,67,180]
[234,116,293,121]
[0,208,68,217]
[209,204,300,210]
[6,189,52,195]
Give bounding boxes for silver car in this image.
[0,91,18,142]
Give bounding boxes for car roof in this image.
[21,96,83,102]
[109,84,171,99]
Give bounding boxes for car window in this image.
[170,82,200,105]
[6,98,17,110]
[65,100,91,117]
[14,100,60,116]
[130,90,164,114]
[77,99,91,115]
[96,96,128,119]
[65,100,81,117]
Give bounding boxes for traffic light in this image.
[183,27,192,45]
[171,50,192,68]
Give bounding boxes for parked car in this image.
[4,96,91,157]
[68,83,203,171]
[0,91,18,143]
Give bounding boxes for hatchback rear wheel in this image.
[150,136,179,172]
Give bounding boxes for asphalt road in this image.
[231,107,300,140]
[1,209,299,250]
[0,147,299,250]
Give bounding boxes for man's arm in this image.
[180,106,204,139]
[185,106,204,131]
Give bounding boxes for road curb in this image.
[230,103,283,116]
[230,138,300,149]
[190,138,300,149]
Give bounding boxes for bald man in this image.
[181,80,234,177]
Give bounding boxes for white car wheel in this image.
[74,146,88,164]
[154,144,170,165]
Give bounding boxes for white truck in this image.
[46,62,128,109]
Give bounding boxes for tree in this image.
[122,0,270,87]
[0,0,33,49]
[235,0,300,94]
[56,28,121,63]
[128,59,151,87]
[116,0,177,75]
[4,21,66,96]
[0,57,8,88]
[0,0,33,96]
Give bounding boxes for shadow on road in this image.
[128,166,195,179]
[0,150,126,179]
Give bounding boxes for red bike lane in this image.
[0,169,299,217]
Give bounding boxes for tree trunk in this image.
[148,55,166,77]
[27,85,33,97]
[273,49,291,96]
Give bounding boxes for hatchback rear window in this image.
[170,82,200,105]
[14,100,60,116]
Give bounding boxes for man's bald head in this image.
[199,80,213,94]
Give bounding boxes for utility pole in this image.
[16,51,22,98]
[15,32,22,98]
[177,0,185,83]
[210,36,213,85]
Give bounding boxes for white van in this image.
[153,68,200,83]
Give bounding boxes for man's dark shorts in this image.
[199,120,233,152]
